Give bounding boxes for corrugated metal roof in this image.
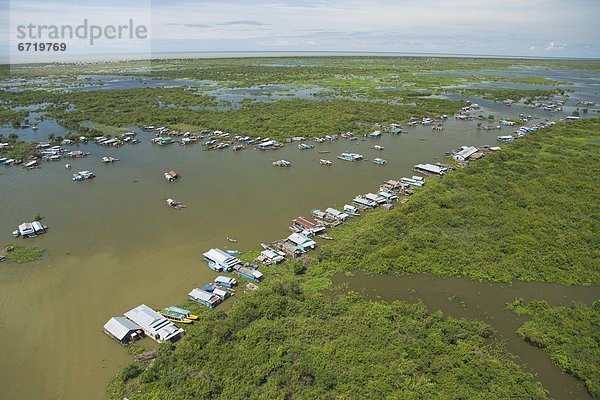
[103,317,140,340]
[215,276,236,285]
[189,288,215,302]
[203,248,240,267]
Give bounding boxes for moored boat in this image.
[158,309,194,324]
[319,159,332,166]
[72,170,95,181]
[166,306,198,320]
[272,160,291,167]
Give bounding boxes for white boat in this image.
[373,145,384,150]
[372,158,387,165]
[337,153,363,161]
[319,159,332,166]
[73,170,95,181]
[102,156,119,163]
[497,135,515,142]
[272,160,291,167]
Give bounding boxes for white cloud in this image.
[545,42,566,51]
[3,0,600,58]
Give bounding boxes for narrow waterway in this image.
[333,273,599,400]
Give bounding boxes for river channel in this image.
[0,72,598,399]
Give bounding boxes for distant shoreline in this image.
[4,50,600,66]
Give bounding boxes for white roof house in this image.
[325,207,350,221]
[103,316,142,344]
[258,140,277,149]
[188,288,221,308]
[124,304,184,343]
[203,248,241,271]
[453,146,479,162]
[287,233,317,250]
[414,163,448,176]
[260,249,285,263]
[364,193,386,204]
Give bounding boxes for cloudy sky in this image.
[3,0,600,60]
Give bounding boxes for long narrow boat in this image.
[166,306,198,320]
[158,309,194,324]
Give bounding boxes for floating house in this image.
[203,248,242,272]
[382,179,403,191]
[124,304,184,343]
[379,191,399,202]
[453,146,479,162]
[103,316,143,345]
[13,221,47,238]
[259,249,285,265]
[73,170,95,181]
[401,177,425,187]
[414,163,448,176]
[152,137,174,146]
[213,287,231,300]
[337,153,363,162]
[292,217,326,235]
[188,288,221,308]
[258,140,277,150]
[215,276,237,288]
[325,207,350,222]
[287,233,317,251]
[353,196,378,209]
[364,193,387,205]
[237,266,264,282]
[343,204,360,215]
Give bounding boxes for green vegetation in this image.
[0,139,38,160]
[110,278,549,400]
[508,299,600,398]
[315,118,600,285]
[0,88,466,139]
[2,245,45,263]
[2,57,595,135]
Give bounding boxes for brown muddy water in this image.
[333,273,599,400]
[0,119,595,399]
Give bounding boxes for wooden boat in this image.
[158,309,193,324]
[226,237,237,243]
[166,306,198,320]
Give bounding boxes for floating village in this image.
[1,100,580,346]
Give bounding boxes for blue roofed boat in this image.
[203,284,216,292]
